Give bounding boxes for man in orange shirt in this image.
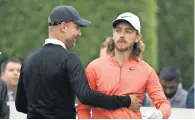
[78,12,171,119]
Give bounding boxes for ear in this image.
[135,34,142,43]
[61,22,68,33]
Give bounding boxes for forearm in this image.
[77,84,131,110]
[146,69,171,118]
[147,90,171,118]
[158,102,171,119]
[72,75,131,110]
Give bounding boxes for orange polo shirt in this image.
[78,55,171,119]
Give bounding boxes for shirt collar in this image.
[43,38,67,49]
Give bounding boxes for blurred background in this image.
[0,0,194,91]
[0,0,194,118]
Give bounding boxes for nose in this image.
[165,88,172,95]
[13,70,19,75]
[119,31,125,38]
[77,29,82,36]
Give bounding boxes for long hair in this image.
[106,37,145,59]
[100,37,110,50]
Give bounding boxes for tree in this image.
[157,0,194,89]
[0,0,158,69]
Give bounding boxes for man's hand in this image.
[128,94,142,112]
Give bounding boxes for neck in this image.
[49,31,65,45]
[114,49,132,66]
[49,34,61,42]
[7,85,17,93]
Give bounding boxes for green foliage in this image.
[157,0,194,89]
[0,0,193,89]
[0,0,158,70]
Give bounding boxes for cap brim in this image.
[112,19,130,28]
[75,18,91,27]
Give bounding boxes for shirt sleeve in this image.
[77,64,97,119]
[66,53,131,110]
[145,69,171,119]
[15,64,28,114]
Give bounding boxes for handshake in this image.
[128,94,163,119]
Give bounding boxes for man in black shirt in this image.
[15,5,142,119]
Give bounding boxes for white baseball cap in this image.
[112,12,141,33]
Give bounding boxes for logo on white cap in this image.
[113,12,141,33]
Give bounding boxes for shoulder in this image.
[26,46,70,60]
[64,52,85,69]
[188,85,194,92]
[0,79,6,87]
[175,86,188,99]
[67,51,79,58]
[138,59,155,73]
[85,57,107,77]
[0,79,5,84]
[187,85,194,96]
[180,88,188,95]
[67,52,81,62]
[87,57,107,68]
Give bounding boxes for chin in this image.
[116,46,128,51]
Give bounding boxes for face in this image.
[2,62,21,90]
[160,80,179,98]
[113,22,141,52]
[61,22,82,49]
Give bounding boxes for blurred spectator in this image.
[0,79,9,118]
[186,84,194,108]
[1,58,22,102]
[159,66,187,108]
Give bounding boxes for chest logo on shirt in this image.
[129,67,138,71]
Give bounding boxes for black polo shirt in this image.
[15,43,130,119]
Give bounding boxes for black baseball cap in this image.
[48,5,91,27]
